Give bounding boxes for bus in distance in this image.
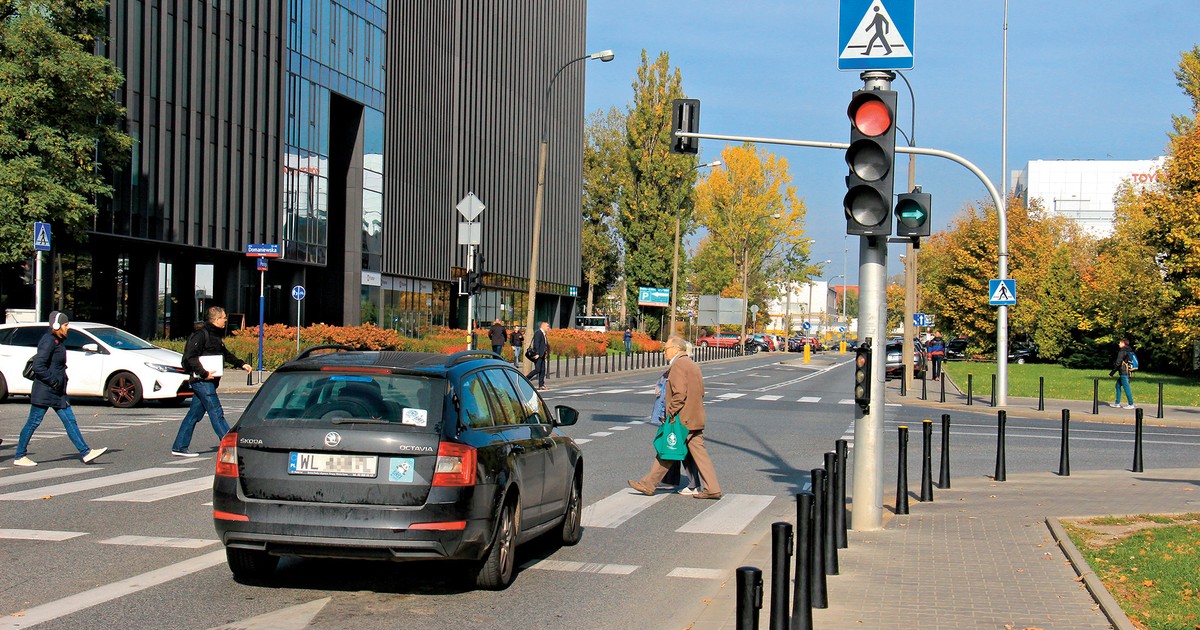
[575,315,608,332]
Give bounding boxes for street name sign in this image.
[838,0,914,71]
[246,243,280,257]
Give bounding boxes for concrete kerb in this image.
[1046,516,1139,630]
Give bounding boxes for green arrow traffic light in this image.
[894,190,931,239]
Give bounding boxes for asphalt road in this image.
[1,352,1197,629]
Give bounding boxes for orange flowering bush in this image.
[606,330,663,353]
[233,323,407,351]
[547,328,609,357]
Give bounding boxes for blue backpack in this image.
[1125,351,1139,372]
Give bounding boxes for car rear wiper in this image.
[330,417,392,425]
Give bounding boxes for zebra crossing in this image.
[547,386,873,406]
[1,417,171,443]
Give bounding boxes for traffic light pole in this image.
[466,242,476,351]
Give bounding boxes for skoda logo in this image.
[324,431,342,447]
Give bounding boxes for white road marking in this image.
[93,476,213,503]
[520,559,639,575]
[668,567,729,579]
[207,598,332,630]
[575,438,592,444]
[556,388,593,394]
[608,426,631,431]
[2,550,227,628]
[797,397,822,403]
[0,468,192,501]
[0,467,98,488]
[602,388,631,394]
[588,432,613,438]
[164,457,212,465]
[718,393,745,399]
[581,489,670,528]
[99,535,219,549]
[838,399,855,405]
[0,528,88,541]
[675,494,774,535]
[755,395,782,401]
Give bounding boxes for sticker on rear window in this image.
[402,408,427,427]
[329,375,373,383]
[388,457,414,482]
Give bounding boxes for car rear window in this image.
[240,372,444,432]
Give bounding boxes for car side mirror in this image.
[554,405,579,427]
[82,343,100,353]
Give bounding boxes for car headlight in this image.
[146,362,185,373]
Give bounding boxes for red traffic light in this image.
[848,94,893,137]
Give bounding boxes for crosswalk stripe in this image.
[668,567,728,579]
[718,393,745,399]
[93,475,213,502]
[581,489,669,528]
[838,399,855,405]
[0,467,98,488]
[675,494,774,535]
[556,388,593,394]
[608,426,631,431]
[588,432,613,438]
[521,559,639,575]
[0,528,88,541]
[0,468,192,501]
[756,395,782,401]
[603,388,632,394]
[797,396,822,403]
[575,438,592,444]
[98,535,218,549]
[164,457,212,465]
[637,389,657,395]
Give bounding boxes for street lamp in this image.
[523,49,614,366]
[805,260,831,332]
[668,159,721,339]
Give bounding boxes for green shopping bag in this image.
[653,414,689,461]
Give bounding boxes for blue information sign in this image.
[988,279,1016,306]
[637,287,670,307]
[246,243,281,257]
[292,285,306,301]
[838,0,915,71]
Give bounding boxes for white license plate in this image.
[288,452,378,478]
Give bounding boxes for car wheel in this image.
[0,373,7,403]
[475,498,518,590]
[699,341,709,347]
[106,371,143,408]
[1016,357,1026,365]
[555,472,583,546]
[226,547,279,582]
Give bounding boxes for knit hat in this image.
[49,310,69,331]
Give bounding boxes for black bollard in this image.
[900,372,907,396]
[994,410,1007,481]
[556,356,561,379]
[605,353,610,374]
[574,355,579,377]
[834,439,848,549]
[822,452,838,576]
[1059,409,1071,476]
[921,371,927,400]
[895,426,909,515]
[736,566,763,630]
[939,373,946,403]
[990,373,996,407]
[938,414,951,489]
[920,419,933,502]
[1092,378,1099,415]
[1038,376,1045,411]
[792,492,814,630]
[1133,407,1144,473]
[770,522,793,630]
[967,374,973,405]
[1157,382,1164,419]
[809,468,828,609]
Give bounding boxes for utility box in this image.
[5,308,36,323]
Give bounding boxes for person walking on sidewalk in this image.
[650,367,704,495]
[525,321,550,390]
[171,306,252,457]
[1109,338,1136,409]
[510,327,524,367]
[927,331,946,381]
[12,311,107,467]
[624,328,633,356]
[488,319,508,356]
[629,336,722,500]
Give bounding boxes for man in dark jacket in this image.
[1108,338,1135,409]
[171,306,252,457]
[12,311,107,466]
[525,321,550,390]
[488,319,507,355]
[509,327,524,366]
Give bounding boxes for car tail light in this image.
[432,442,477,487]
[215,431,239,478]
[409,521,467,530]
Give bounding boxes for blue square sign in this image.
[838,0,915,71]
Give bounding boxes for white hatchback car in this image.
[0,322,191,408]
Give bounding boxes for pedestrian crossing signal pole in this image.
[846,70,897,532]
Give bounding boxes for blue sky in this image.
[584,0,1197,284]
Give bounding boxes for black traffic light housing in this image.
[894,187,932,241]
[21,256,35,285]
[844,89,898,237]
[670,98,700,155]
[854,339,872,413]
[467,251,485,295]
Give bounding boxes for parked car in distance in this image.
[212,347,583,590]
[0,321,191,408]
[885,338,928,379]
[787,336,821,352]
[696,332,742,348]
[945,337,970,360]
[1009,341,1039,364]
[750,334,775,352]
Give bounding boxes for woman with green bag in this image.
[651,370,704,495]
[628,336,723,500]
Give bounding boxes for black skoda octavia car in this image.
[212,347,583,590]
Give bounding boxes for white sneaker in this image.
[1107,402,1121,408]
[676,487,699,496]
[171,451,200,458]
[82,447,108,463]
[12,456,37,467]
[1122,404,1136,410]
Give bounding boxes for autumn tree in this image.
[0,1,133,264]
[692,142,808,341]
[581,107,626,316]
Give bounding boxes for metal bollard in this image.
[990,373,996,407]
[1133,407,1144,473]
[605,353,610,374]
[1059,409,1071,476]
[1157,382,1164,419]
[967,374,973,405]
[1092,378,1099,415]
[792,492,814,630]
[920,419,933,502]
[556,356,561,379]
[939,373,946,403]
[574,355,578,377]
[736,566,763,630]
[895,426,909,515]
[938,414,951,489]
[994,410,1007,482]
[1038,376,1045,411]
[900,372,907,396]
[921,371,927,400]
[834,439,849,549]
[809,468,828,609]
[822,452,838,576]
[770,522,793,630]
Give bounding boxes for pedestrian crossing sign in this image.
[989,279,1016,306]
[33,221,51,251]
[838,0,915,71]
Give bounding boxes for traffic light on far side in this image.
[894,188,932,240]
[21,256,35,285]
[844,89,898,237]
[854,340,872,413]
[670,98,700,155]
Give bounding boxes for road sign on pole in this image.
[988,279,1016,306]
[33,222,51,251]
[838,0,915,71]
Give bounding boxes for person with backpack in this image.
[927,331,946,381]
[171,306,252,457]
[1108,338,1137,409]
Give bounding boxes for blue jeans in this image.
[624,341,631,356]
[172,380,229,452]
[16,405,90,459]
[512,345,522,365]
[1115,375,1133,405]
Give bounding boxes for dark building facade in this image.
[27,0,585,340]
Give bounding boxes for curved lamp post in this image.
[523,50,614,367]
[668,159,721,339]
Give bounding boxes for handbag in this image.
[22,356,36,381]
[653,414,689,461]
[524,348,538,361]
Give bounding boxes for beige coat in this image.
[665,355,706,431]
